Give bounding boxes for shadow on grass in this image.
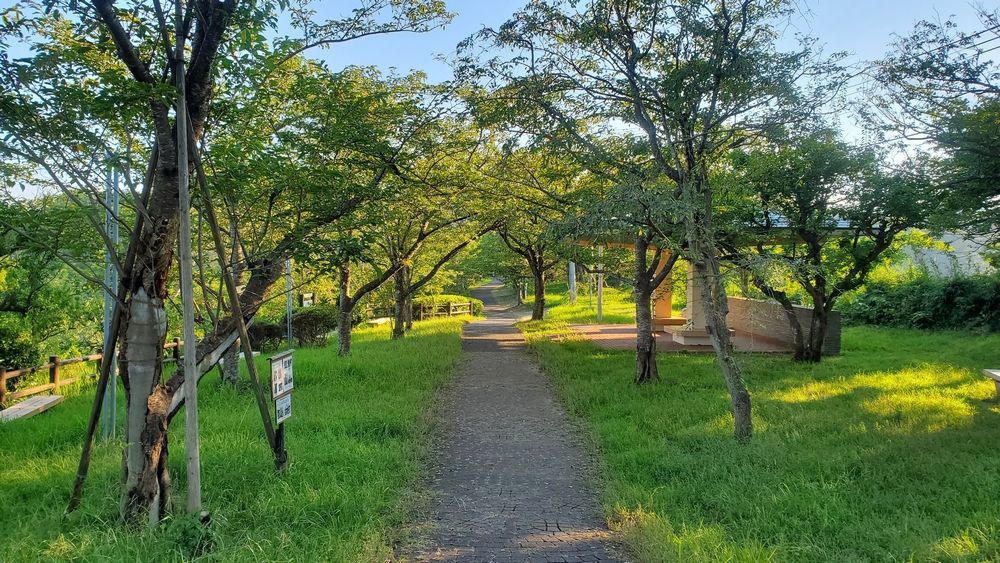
[522,320,1000,561]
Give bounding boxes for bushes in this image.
[841,273,1000,331]
[412,294,484,316]
[0,316,39,370]
[289,303,339,346]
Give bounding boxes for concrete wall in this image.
[726,297,841,355]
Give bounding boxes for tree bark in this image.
[634,237,658,384]
[338,264,353,356]
[531,269,545,320]
[391,264,409,340]
[803,298,831,363]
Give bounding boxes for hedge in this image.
[840,273,1000,331]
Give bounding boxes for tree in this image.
[462,0,842,440]
[874,8,1000,243]
[728,130,931,362]
[1,0,450,524]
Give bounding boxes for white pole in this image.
[596,245,604,322]
[568,261,577,304]
[101,159,119,440]
[286,258,294,349]
[176,8,201,513]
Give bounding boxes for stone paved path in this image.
[406,281,621,563]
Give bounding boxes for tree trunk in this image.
[120,288,171,525]
[803,298,830,363]
[404,293,414,330]
[338,264,353,356]
[220,341,240,385]
[695,257,752,441]
[531,270,545,320]
[634,238,658,384]
[391,265,409,340]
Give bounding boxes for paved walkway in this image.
[407,281,621,563]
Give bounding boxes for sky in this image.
[306,0,992,83]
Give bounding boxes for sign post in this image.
[269,350,293,471]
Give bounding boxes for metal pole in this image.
[285,258,293,349]
[596,245,604,322]
[175,5,201,513]
[568,261,577,305]
[101,159,119,440]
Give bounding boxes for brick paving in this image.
[405,281,621,563]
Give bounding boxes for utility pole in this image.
[101,158,119,440]
[285,258,294,349]
[596,245,604,322]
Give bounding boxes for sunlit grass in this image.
[520,285,1000,562]
[0,316,468,562]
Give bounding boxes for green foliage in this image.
[412,294,484,316]
[520,284,1000,561]
[840,273,1000,331]
[0,317,467,561]
[288,303,340,347]
[0,314,38,369]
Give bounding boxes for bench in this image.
[0,395,64,423]
[984,369,1000,399]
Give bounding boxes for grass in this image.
[0,316,469,562]
[520,285,1000,562]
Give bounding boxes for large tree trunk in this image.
[338,264,353,356]
[531,269,545,320]
[634,238,658,384]
[220,223,244,385]
[803,298,831,363]
[391,264,410,339]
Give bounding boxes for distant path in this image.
[408,280,621,562]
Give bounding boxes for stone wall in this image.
[726,297,842,355]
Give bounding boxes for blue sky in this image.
[308,1,991,82]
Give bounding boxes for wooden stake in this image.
[175,0,202,514]
[186,116,282,466]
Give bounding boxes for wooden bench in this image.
[0,395,64,423]
[984,369,1000,399]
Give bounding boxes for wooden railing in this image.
[368,301,475,321]
[416,301,473,320]
[0,339,184,407]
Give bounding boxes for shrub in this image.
[412,294,485,316]
[840,273,1000,331]
[0,316,39,370]
[289,303,339,346]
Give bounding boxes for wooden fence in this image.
[369,301,474,321]
[0,338,184,407]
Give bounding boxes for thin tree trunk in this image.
[695,256,752,441]
[391,265,409,340]
[404,293,413,330]
[531,269,545,320]
[338,264,353,356]
[634,237,658,384]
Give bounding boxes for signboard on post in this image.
[299,292,314,308]
[275,394,292,424]
[270,350,294,400]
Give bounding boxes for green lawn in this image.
[520,286,1000,562]
[0,317,468,562]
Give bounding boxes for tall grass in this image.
[521,288,1000,561]
[0,316,468,562]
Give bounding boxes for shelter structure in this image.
[578,238,842,354]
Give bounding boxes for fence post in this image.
[0,368,6,406]
[447,302,453,317]
[50,355,61,394]
[173,337,181,363]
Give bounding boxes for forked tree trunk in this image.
[634,238,658,384]
[803,299,831,363]
[338,264,353,356]
[531,270,545,320]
